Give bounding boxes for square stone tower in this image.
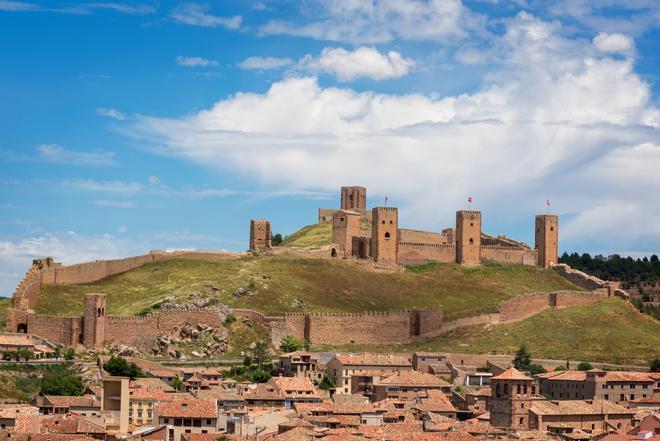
[332,210,361,256]
[535,214,558,268]
[249,219,272,252]
[83,293,106,349]
[490,368,534,430]
[456,210,481,266]
[341,186,367,212]
[371,207,398,264]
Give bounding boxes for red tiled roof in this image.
[491,367,531,381]
[155,399,217,419]
[334,353,412,367]
[378,370,450,387]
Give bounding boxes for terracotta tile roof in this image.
[40,415,105,434]
[378,370,450,387]
[0,405,39,419]
[603,372,655,382]
[538,371,587,381]
[193,388,244,402]
[0,433,98,441]
[491,367,531,381]
[530,400,635,416]
[129,389,189,402]
[334,353,412,367]
[414,390,456,413]
[269,377,319,399]
[155,399,217,419]
[0,334,38,346]
[43,396,100,408]
[182,434,249,441]
[467,387,491,397]
[130,378,174,391]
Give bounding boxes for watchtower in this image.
[371,207,398,264]
[535,215,558,268]
[83,293,106,349]
[456,210,481,266]
[332,210,360,256]
[490,367,534,430]
[341,186,367,212]
[249,219,272,253]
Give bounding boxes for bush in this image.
[649,358,660,372]
[577,362,593,371]
[63,348,75,361]
[554,365,567,371]
[514,345,531,371]
[528,364,547,375]
[318,376,333,390]
[103,356,144,379]
[223,314,236,326]
[250,369,271,383]
[41,371,84,396]
[279,335,303,353]
[272,234,283,246]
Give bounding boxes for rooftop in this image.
[334,353,412,367]
[155,399,217,419]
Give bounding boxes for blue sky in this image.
[1,0,659,296]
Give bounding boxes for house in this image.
[452,387,490,417]
[129,388,189,427]
[156,399,218,441]
[539,370,659,405]
[412,389,458,419]
[38,414,106,440]
[372,370,452,402]
[412,352,448,375]
[0,405,39,430]
[268,376,321,408]
[529,399,636,433]
[279,352,323,382]
[36,396,101,417]
[326,353,412,395]
[0,333,55,360]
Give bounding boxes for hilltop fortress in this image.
[4,185,626,352]
[264,185,557,268]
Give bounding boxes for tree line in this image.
[559,252,660,289]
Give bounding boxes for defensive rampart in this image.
[398,229,448,245]
[397,242,455,263]
[480,245,537,266]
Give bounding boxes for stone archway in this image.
[16,323,27,334]
[331,248,337,257]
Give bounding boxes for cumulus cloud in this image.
[592,32,634,53]
[170,3,241,29]
[122,12,659,255]
[238,56,293,70]
[260,0,486,44]
[96,107,127,120]
[36,144,116,166]
[0,1,155,14]
[175,56,218,67]
[298,47,414,81]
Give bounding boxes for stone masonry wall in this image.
[481,246,537,266]
[398,229,447,245]
[552,264,608,290]
[27,315,82,346]
[396,242,455,263]
[498,293,553,322]
[42,253,161,285]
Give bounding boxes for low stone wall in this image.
[553,264,608,290]
[398,229,447,245]
[233,309,284,324]
[498,293,552,321]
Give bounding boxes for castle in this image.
[299,185,555,268]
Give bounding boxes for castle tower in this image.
[371,207,398,264]
[249,219,272,253]
[490,367,534,430]
[456,210,481,266]
[83,293,106,349]
[332,210,360,257]
[535,215,558,268]
[341,186,367,212]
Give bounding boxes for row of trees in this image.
[559,252,660,287]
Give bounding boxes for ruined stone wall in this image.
[398,229,447,245]
[498,293,552,322]
[9,266,41,310]
[481,246,537,266]
[553,264,608,290]
[26,314,81,346]
[42,253,161,286]
[232,309,283,324]
[555,290,607,308]
[396,242,455,263]
[280,310,444,345]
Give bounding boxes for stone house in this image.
[326,353,412,395]
[412,352,448,375]
[372,370,452,402]
[528,399,635,433]
[279,351,323,382]
[155,399,218,441]
[36,396,101,417]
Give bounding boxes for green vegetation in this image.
[36,256,580,319]
[318,299,660,364]
[0,363,82,401]
[560,252,659,286]
[577,362,594,371]
[103,356,144,379]
[280,223,332,247]
[650,359,660,372]
[0,297,10,329]
[280,335,303,353]
[513,345,531,370]
[271,233,283,246]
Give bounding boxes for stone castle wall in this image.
[552,264,608,290]
[481,246,537,266]
[26,314,82,347]
[41,253,162,286]
[396,242,455,263]
[398,229,447,245]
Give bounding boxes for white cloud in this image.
[298,46,414,81]
[0,1,37,11]
[94,200,136,208]
[148,175,162,186]
[0,1,155,14]
[170,3,241,29]
[175,56,218,67]
[124,12,660,254]
[592,32,634,53]
[238,56,293,70]
[65,179,143,193]
[36,144,116,166]
[96,107,127,120]
[260,0,486,44]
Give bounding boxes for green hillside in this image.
[280,223,332,247]
[324,298,660,364]
[35,256,580,319]
[0,297,11,329]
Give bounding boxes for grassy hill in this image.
[322,298,660,365]
[35,256,580,319]
[280,223,332,247]
[0,297,11,329]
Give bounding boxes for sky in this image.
[1,0,659,296]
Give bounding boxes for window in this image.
[206,420,212,425]
[517,384,521,394]
[385,232,391,240]
[604,394,608,400]
[469,238,474,244]
[620,394,625,401]
[519,417,524,425]
[193,420,201,427]
[202,430,207,434]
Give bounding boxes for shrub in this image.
[649,358,660,372]
[251,369,271,383]
[514,345,531,371]
[279,335,303,353]
[577,362,593,371]
[41,371,84,396]
[528,364,547,375]
[103,356,144,379]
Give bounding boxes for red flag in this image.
[546,200,551,206]
[468,196,473,203]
